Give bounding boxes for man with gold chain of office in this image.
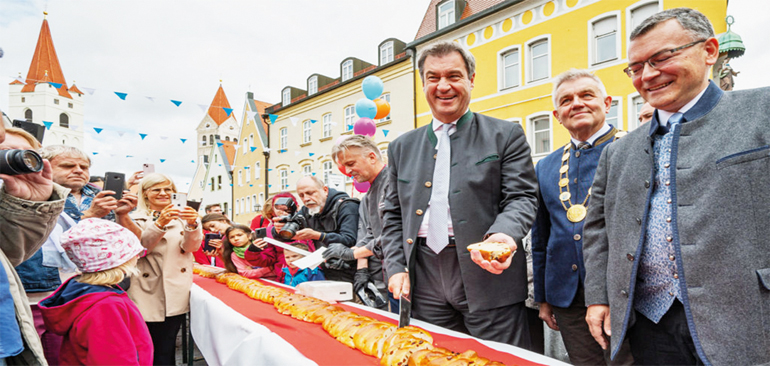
[531,69,633,365]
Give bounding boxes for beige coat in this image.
[128,210,202,322]
[0,183,69,366]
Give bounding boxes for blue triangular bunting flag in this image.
[251,147,257,152]
[310,119,317,124]
[48,82,63,89]
[160,159,166,163]
[290,171,295,173]
[93,128,103,134]
[217,142,224,147]
[223,108,233,116]
[191,160,195,163]
[115,92,128,100]
[268,169,272,171]
[268,114,278,124]
[171,100,182,107]
[268,185,272,188]
[180,139,187,144]
[126,155,134,158]
[312,172,316,176]
[139,133,148,140]
[309,153,315,157]
[92,152,98,155]
[249,185,253,187]
[42,121,53,130]
[382,130,390,137]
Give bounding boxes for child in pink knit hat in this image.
[39,218,153,365]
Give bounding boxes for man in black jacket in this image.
[273,176,360,282]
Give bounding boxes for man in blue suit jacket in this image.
[531,69,632,365]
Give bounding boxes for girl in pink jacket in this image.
[221,224,276,280]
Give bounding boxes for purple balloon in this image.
[353,118,376,137]
[354,180,371,193]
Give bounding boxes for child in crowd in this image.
[283,243,325,287]
[222,224,276,280]
[196,213,230,267]
[38,218,153,366]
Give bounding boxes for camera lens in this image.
[0,149,43,175]
[278,222,300,240]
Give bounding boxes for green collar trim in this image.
[427,110,474,147]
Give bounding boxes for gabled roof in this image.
[69,84,83,95]
[207,85,233,125]
[414,0,507,41]
[18,19,72,99]
[219,140,237,170]
[250,98,272,147]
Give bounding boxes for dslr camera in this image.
[274,197,308,240]
[0,149,43,176]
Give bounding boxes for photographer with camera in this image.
[271,176,360,283]
[0,118,69,365]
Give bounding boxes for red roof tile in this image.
[207,85,233,126]
[221,140,236,166]
[414,0,506,41]
[18,19,72,99]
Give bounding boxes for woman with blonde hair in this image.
[129,173,202,365]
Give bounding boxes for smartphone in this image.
[171,193,187,209]
[203,233,222,252]
[250,228,267,241]
[103,172,125,200]
[187,200,202,212]
[142,163,155,175]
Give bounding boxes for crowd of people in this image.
[1,7,768,366]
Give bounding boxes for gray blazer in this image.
[583,81,770,365]
[381,110,538,312]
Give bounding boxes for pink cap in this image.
[61,218,145,273]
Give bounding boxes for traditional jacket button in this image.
[575,151,581,158]
[627,253,634,261]
[142,273,149,278]
[673,273,679,279]
[666,236,673,242]
[181,268,187,273]
[425,181,432,188]
[666,217,672,223]
[664,163,671,168]
[669,255,675,261]
[416,209,424,216]
[669,292,675,296]
[667,198,672,204]
[433,154,437,159]
[636,218,642,224]
[573,234,581,241]
[406,238,414,245]
[644,180,650,188]
[665,180,670,186]
[571,264,578,271]
[621,290,628,297]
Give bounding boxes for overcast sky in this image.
[1,0,765,189]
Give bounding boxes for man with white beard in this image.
[272,176,360,283]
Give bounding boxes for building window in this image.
[236,199,240,215]
[308,76,318,95]
[303,164,312,176]
[68,102,73,109]
[342,60,353,81]
[54,99,59,105]
[282,88,291,106]
[209,135,214,145]
[246,196,251,213]
[223,202,228,216]
[592,15,618,64]
[378,93,391,122]
[259,193,265,204]
[211,178,215,192]
[630,95,645,131]
[238,170,243,186]
[344,106,356,131]
[225,136,230,141]
[380,41,394,65]
[249,135,254,150]
[246,165,251,182]
[323,113,333,138]
[252,195,257,210]
[255,162,261,180]
[217,175,222,190]
[280,128,288,149]
[303,120,312,143]
[323,161,333,186]
[606,99,620,127]
[528,39,550,82]
[201,136,207,146]
[630,1,659,36]
[24,109,32,122]
[438,0,456,30]
[21,97,25,103]
[500,48,520,89]
[59,113,69,128]
[528,115,551,158]
[280,170,288,190]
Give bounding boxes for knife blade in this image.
[398,291,412,328]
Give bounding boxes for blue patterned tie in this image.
[427,123,452,254]
[668,112,684,129]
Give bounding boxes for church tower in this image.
[8,14,85,150]
[195,84,239,164]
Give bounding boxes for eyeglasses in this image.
[623,39,706,78]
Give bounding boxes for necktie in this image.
[577,142,591,150]
[427,123,452,254]
[668,112,684,129]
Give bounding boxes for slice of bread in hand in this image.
[466,242,512,262]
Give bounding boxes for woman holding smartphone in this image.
[129,173,202,365]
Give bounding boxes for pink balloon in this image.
[354,180,371,193]
[353,118,376,137]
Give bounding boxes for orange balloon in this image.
[374,98,391,119]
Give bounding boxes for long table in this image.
[190,276,567,366]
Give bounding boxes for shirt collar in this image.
[570,122,611,148]
[656,84,709,126]
[431,109,470,135]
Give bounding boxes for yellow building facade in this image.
[412,0,726,161]
[232,93,272,226]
